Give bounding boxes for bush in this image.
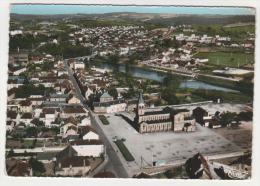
[29,158,46,176]
[238,111,253,121]
[99,115,109,125]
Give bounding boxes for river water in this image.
[97,63,238,92]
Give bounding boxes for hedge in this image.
[99,115,109,125]
[114,140,135,162]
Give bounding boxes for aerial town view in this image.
[5,5,255,179]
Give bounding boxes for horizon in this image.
[10,5,255,16]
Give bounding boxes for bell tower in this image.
[137,91,145,116]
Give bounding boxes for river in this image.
[97,63,239,92]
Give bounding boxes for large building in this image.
[134,93,196,133]
[9,51,29,65]
[93,92,127,113]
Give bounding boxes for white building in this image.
[74,61,85,70]
[71,140,104,157]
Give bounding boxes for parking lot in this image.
[98,112,242,175]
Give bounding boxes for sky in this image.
[10,5,255,15]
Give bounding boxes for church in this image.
[134,92,196,133]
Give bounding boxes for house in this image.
[59,117,79,138]
[28,95,45,106]
[49,93,69,103]
[70,140,104,157]
[99,92,114,103]
[209,119,222,129]
[20,113,33,126]
[67,95,81,104]
[93,99,127,113]
[6,159,31,176]
[7,79,24,90]
[9,52,28,65]
[74,61,85,70]
[84,87,93,99]
[60,106,87,118]
[55,156,90,176]
[42,108,58,127]
[78,116,91,126]
[7,110,18,122]
[19,100,32,113]
[63,125,79,141]
[7,88,17,101]
[6,121,16,132]
[12,67,27,76]
[80,126,99,140]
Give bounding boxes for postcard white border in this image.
[0,1,259,186]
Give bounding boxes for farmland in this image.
[194,51,254,68]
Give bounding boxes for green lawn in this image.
[23,139,35,148]
[114,140,135,162]
[194,51,254,68]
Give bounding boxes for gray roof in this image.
[138,92,144,104]
[37,152,57,161]
[50,93,69,98]
[100,92,112,98]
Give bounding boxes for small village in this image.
[6,8,254,179]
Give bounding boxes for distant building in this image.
[9,52,28,65]
[74,61,85,70]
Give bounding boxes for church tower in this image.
[137,92,145,116]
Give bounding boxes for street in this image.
[64,59,129,178]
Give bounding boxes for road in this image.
[147,64,240,82]
[63,59,129,178]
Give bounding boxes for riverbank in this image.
[94,60,243,92]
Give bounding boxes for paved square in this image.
[100,112,242,172]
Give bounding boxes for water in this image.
[180,80,238,92]
[11,5,255,15]
[98,63,238,92]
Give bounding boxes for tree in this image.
[108,88,118,99]
[185,153,203,179]
[181,39,187,46]
[107,54,120,73]
[238,111,253,121]
[219,112,237,127]
[26,127,38,138]
[31,118,44,127]
[161,73,181,104]
[161,87,180,105]
[7,148,15,158]
[29,158,45,176]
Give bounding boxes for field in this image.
[194,51,254,68]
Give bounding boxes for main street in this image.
[63,59,129,178]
